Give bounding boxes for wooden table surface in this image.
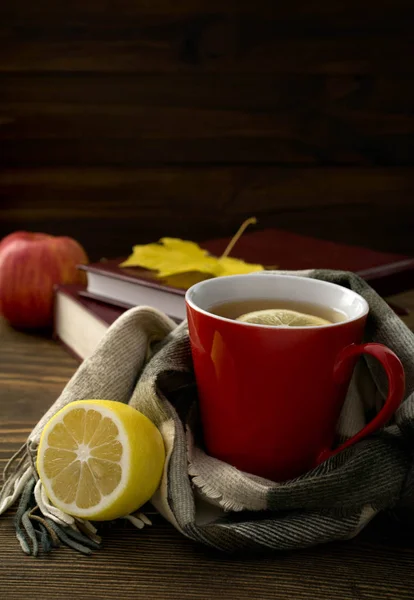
[1,291,414,600]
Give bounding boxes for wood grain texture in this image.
[1,167,413,260]
[6,73,413,111]
[0,1,413,262]
[2,91,414,166]
[1,0,413,28]
[1,290,414,599]
[0,30,413,75]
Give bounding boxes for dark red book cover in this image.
[201,229,414,297]
[201,229,407,272]
[78,261,185,296]
[79,228,414,298]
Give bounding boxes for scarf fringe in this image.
[124,512,153,529]
[186,430,248,513]
[8,475,101,556]
[0,443,152,556]
[0,465,32,515]
[188,468,247,512]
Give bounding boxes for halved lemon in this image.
[37,400,165,521]
[237,309,331,327]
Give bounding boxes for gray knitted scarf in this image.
[1,270,413,556]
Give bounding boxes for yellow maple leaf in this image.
[120,236,264,289]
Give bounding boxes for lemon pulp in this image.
[37,400,165,521]
[237,309,331,327]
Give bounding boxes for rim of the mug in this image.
[185,273,369,330]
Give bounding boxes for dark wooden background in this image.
[1,1,414,261]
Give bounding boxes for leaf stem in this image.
[221,217,257,259]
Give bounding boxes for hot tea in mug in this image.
[210,298,347,324]
[186,274,405,481]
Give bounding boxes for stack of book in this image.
[54,228,414,362]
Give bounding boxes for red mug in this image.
[185,274,405,482]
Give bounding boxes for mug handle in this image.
[316,342,405,465]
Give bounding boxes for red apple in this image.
[0,231,88,328]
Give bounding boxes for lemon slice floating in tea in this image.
[237,309,331,327]
[37,400,165,521]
